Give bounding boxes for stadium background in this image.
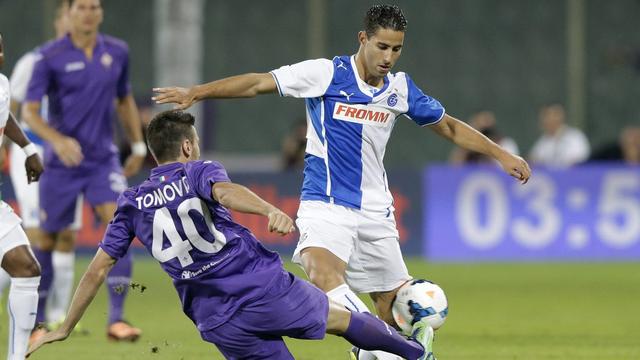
[1,0,639,359]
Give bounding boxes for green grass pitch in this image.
[2,257,639,359]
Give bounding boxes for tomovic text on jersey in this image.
[333,102,393,127]
[135,176,191,209]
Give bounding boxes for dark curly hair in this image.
[364,4,408,37]
[147,110,196,163]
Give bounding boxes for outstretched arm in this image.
[430,114,531,183]
[27,249,117,356]
[212,182,294,235]
[152,73,277,110]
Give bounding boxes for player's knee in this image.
[23,260,41,277]
[8,258,41,278]
[56,230,77,251]
[37,232,57,251]
[307,270,345,292]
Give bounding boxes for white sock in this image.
[326,284,370,313]
[7,276,40,360]
[326,284,401,360]
[0,268,10,298]
[47,251,75,323]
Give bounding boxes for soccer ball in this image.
[392,279,448,335]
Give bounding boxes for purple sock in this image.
[33,249,53,326]
[342,311,424,360]
[106,250,132,325]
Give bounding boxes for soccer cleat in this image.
[107,320,142,342]
[410,321,436,360]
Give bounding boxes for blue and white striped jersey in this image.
[271,55,445,212]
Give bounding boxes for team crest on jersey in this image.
[101,53,113,69]
[333,102,394,128]
[387,93,398,107]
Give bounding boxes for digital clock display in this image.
[424,165,640,260]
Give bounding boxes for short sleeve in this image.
[25,52,51,103]
[270,58,334,98]
[405,74,445,126]
[187,161,231,201]
[99,195,135,259]
[9,52,37,103]
[116,46,132,99]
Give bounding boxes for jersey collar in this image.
[349,55,390,99]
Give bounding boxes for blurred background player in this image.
[28,110,435,360]
[0,0,84,332]
[528,103,590,167]
[153,4,530,360]
[0,31,44,360]
[449,110,519,164]
[22,0,146,341]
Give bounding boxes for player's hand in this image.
[52,135,83,167]
[498,152,531,184]
[122,153,145,178]
[26,328,69,357]
[267,208,295,235]
[25,154,44,183]
[152,87,197,110]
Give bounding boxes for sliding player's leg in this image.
[327,300,430,360]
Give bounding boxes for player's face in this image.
[360,28,404,78]
[69,0,103,35]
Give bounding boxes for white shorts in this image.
[0,201,30,265]
[9,143,83,230]
[293,200,410,293]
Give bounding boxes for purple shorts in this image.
[39,156,126,233]
[200,272,329,360]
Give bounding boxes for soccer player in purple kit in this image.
[22,0,145,341]
[28,110,435,360]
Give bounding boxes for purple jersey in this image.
[99,161,285,331]
[25,33,131,169]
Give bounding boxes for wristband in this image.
[131,141,148,156]
[22,143,38,157]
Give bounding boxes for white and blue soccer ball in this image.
[392,279,448,335]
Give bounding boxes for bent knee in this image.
[7,259,41,278]
[306,268,346,292]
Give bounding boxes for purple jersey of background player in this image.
[99,160,285,331]
[25,33,130,169]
